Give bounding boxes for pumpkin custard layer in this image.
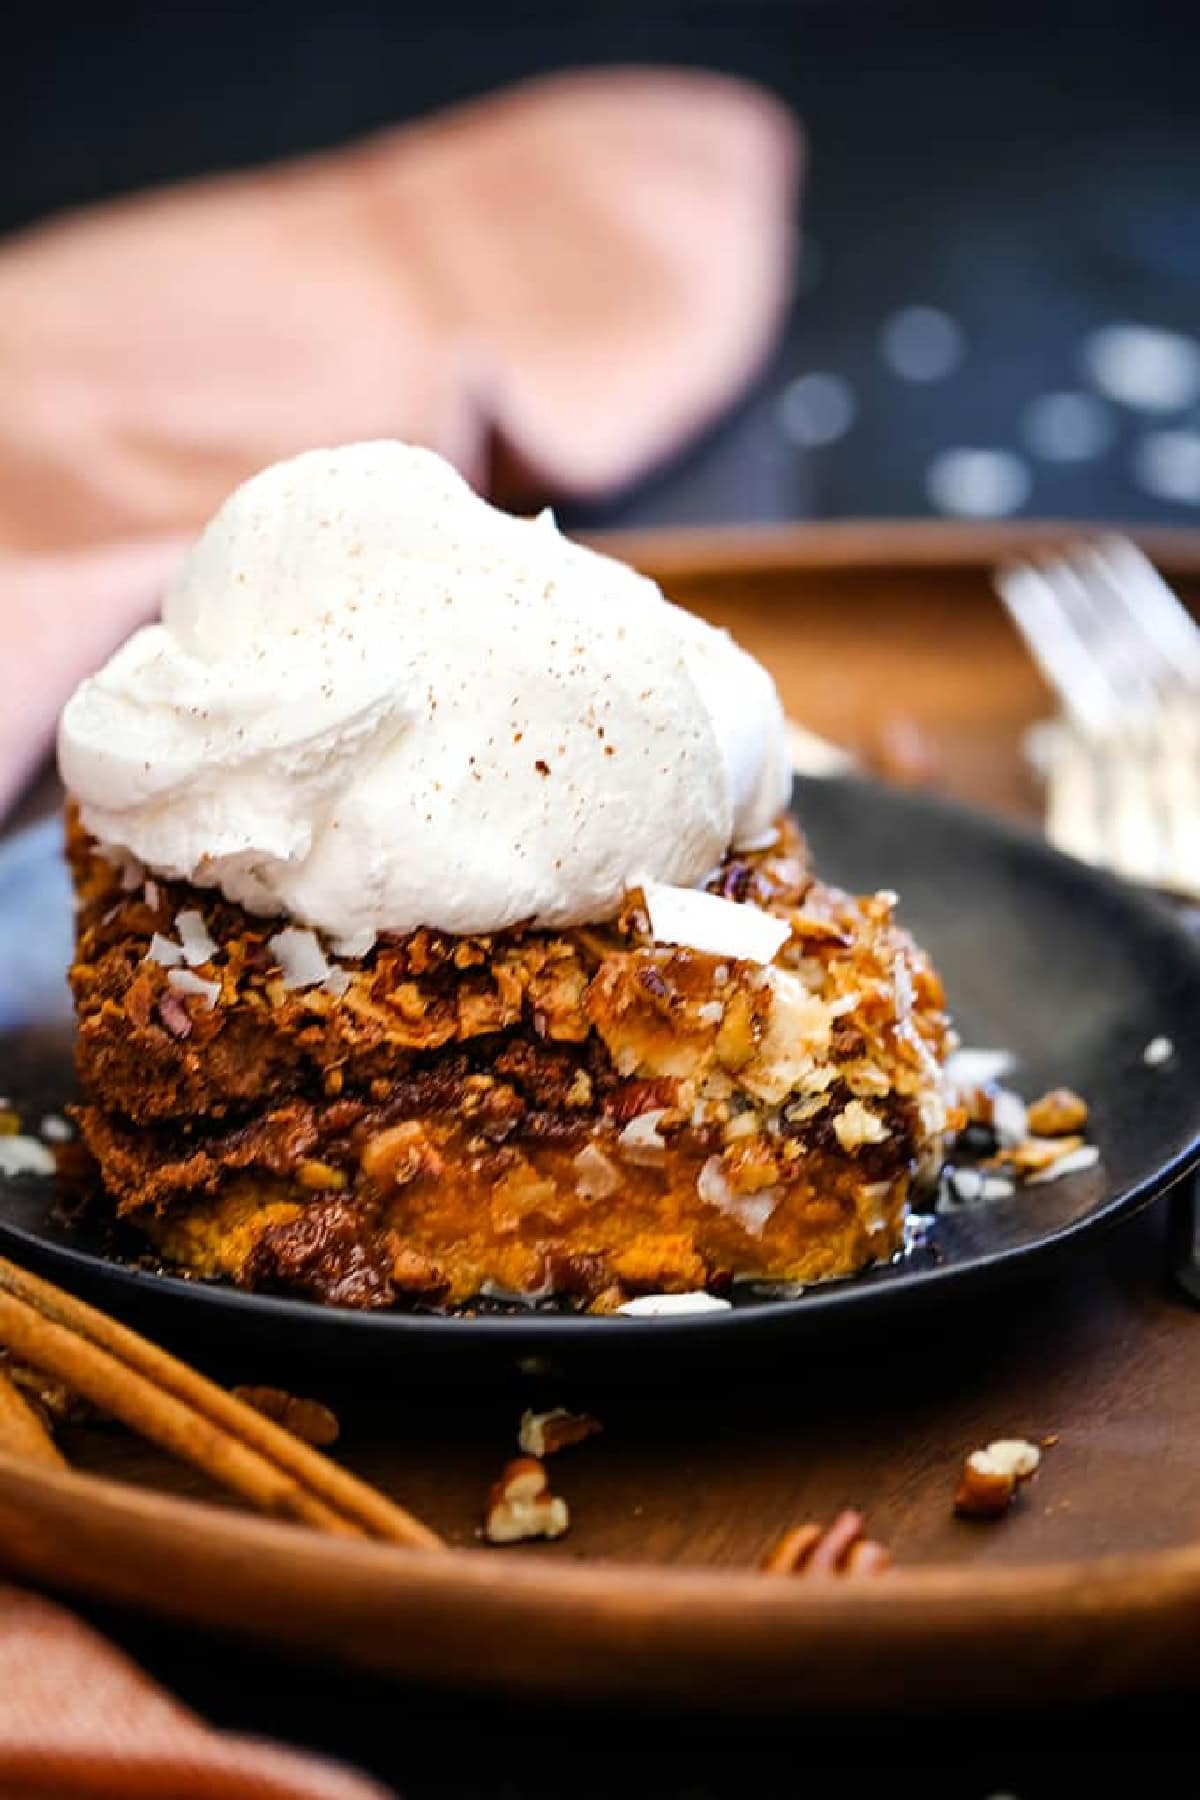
[67,813,954,1313]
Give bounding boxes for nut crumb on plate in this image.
[484,1457,569,1544]
[1025,1087,1089,1136]
[518,1407,602,1458]
[231,1385,340,1447]
[761,1509,891,1576]
[954,1438,1042,1518]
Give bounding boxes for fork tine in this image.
[1039,550,1162,721]
[1000,540,1200,899]
[1153,697,1200,896]
[1043,728,1106,866]
[1091,536,1200,688]
[995,561,1124,734]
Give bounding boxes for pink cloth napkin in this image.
[0,66,801,814]
[0,1586,388,1799]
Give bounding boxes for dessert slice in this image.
[67,812,952,1312]
[58,441,955,1313]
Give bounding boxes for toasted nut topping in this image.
[484,1457,570,1544]
[232,1385,340,1447]
[296,1159,348,1191]
[1026,1087,1089,1136]
[518,1407,602,1459]
[954,1437,1041,1517]
[761,1510,892,1576]
[360,1121,444,1188]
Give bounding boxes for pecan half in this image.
[484,1457,569,1544]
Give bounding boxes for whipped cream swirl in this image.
[59,443,791,939]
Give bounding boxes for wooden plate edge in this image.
[1,1452,1198,1708]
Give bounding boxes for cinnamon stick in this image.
[0,1366,66,1470]
[0,1257,441,1548]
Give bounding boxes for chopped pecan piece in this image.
[1026,1087,1089,1136]
[760,1509,891,1576]
[231,1384,340,1447]
[156,993,193,1039]
[518,1407,602,1458]
[483,1457,570,1544]
[954,1438,1042,1518]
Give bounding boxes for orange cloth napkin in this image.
[0,1586,388,1799]
[0,66,801,815]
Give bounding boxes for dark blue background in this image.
[6,1,1199,527]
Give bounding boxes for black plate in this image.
[2,776,1200,1369]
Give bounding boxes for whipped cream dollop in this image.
[59,443,791,939]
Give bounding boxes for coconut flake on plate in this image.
[268,927,332,990]
[478,1278,555,1307]
[167,969,221,1009]
[0,1136,56,1177]
[143,880,159,910]
[39,1114,73,1143]
[637,880,790,965]
[175,909,219,966]
[321,966,353,999]
[617,1292,732,1318]
[944,1047,1017,1090]
[982,1172,1017,1200]
[991,1088,1029,1149]
[1143,1036,1174,1067]
[946,1167,985,1205]
[1026,1144,1101,1185]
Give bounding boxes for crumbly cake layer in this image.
[66,809,954,1312]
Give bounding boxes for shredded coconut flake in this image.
[991,1088,1029,1149]
[39,1114,73,1143]
[573,1142,622,1198]
[1143,1035,1174,1067]
[638,881,790,965]
[0,1136,56,1177]
[143,880,159,910]
[945,1047,1017,1089]
[321,966,352,999]
[268,927,332,990]
[175,908,218,966]
[949,1167,985,1204]
[147,933,185,968]
[616,1110,668,1165]
[617,1292,732,1318]
[333,927,376,959]
[982,1173,1017,1200]
[696,1156,780,1235]
[167,969,221,1008]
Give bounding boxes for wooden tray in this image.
[3,520,1200,1711]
